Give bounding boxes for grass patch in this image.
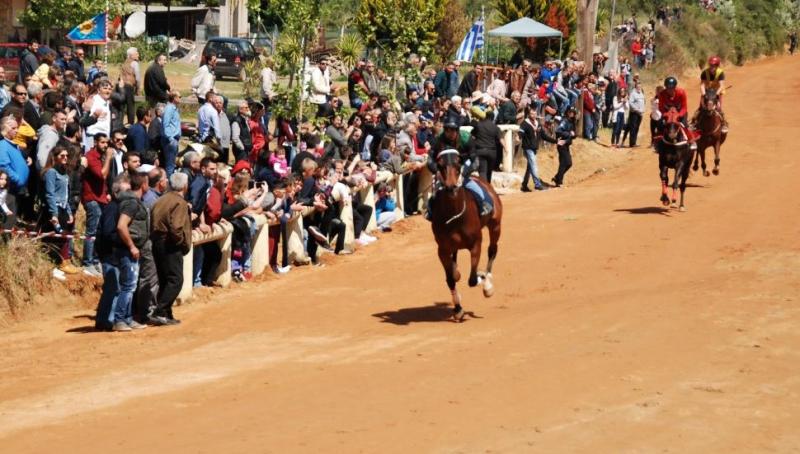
[0,237,56,320]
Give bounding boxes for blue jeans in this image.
[113,249,140,325]
[612,112,625,144]
[162,137,179,177]
[522,149,543,189]
[82,200,103,267]
[465,178,492,213]
[566,89,579,108]
[583,112,595,139]
[552,90,569,114]
[96,260,120,330]
[192,243,204,287]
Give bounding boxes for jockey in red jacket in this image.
[657,76,696,150]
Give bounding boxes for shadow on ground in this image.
[372,302,481,325]
[613,206,672,215]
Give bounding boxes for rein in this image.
[445,199,467,225]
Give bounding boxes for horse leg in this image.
[679,163,690,212]
[451,252,461,282]
[482,224,500,298]
[712,141,721,175]
[468,239,482,288]
[671,165,682,208]
[438,247,463,321]
[660,166,670,206]
[700,146,710,177]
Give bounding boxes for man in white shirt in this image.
[309,58,331,116]
[260,58,277,127]
[85,79,112,150]
[192,54,217,104]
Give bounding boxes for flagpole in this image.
[104,0,109,65]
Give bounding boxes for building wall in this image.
[0,0,30,41]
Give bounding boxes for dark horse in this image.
[692,89,727,176]
[656,109,695,212]
[431,150,503,321]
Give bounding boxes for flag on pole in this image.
[455,15,485,63]
[66,12,108,44]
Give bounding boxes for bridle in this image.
[436,149,467,225]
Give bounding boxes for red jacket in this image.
[204,186,222,225]
[657,88,688,118]
[631,41,642,56]
[248,118,266,163]
[582,89,595,113]
[82,147,108,205]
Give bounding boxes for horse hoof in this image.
[453,306,466,322]
[703,171,710,177]
[679,206,687,212]
[692,165,699,171]
[483,284,495,298]
[712,168,720,175]
[468,277,479,287]
[670,201,677,208]
[660,195,670,206]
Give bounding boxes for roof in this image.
[130,4,211,13]
[487,17,563,38]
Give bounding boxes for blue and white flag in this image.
[66,12,108,44]
[455,15,484,63]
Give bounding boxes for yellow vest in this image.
[702,68,724,91]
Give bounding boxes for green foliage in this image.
[269,84,303,121]
[274,32,304,76]
[434,0,472,61]
[492,0,576,57]
[356,0,447,59]
[19,0,127,31]
[647,0,790,68]
[241,59,264,99]
[336,34,365,69]
[107,36,168,65]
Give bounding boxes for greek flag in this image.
[455,15,484,62]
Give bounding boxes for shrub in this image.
[0,237,55,318]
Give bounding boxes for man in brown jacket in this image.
[120,47,140,126]
[150,171,191,325]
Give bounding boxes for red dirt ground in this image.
[0,55,798,453]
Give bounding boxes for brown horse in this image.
[692,90,727,176]
[656,109,695,211]
[431,150,503,321]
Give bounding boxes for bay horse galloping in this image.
[692,89,727,176]
[431,150,503,321]
[656,109,695,211]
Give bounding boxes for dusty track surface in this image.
[2,56,799,453]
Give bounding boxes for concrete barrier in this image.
[498,124,520,173]
[178,183,382,301]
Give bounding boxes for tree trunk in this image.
[576,0,600,64]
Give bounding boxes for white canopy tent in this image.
[487,17,564,58]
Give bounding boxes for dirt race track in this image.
[1,56,799,453]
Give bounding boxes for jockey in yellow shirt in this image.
[694,55,728,133]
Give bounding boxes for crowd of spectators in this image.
[0,20,665,331]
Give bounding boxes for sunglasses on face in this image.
[15,92,27,96]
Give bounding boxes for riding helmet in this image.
[664,76,678,88]
[443,120,460,130]
[566,106,578,115]
[708,56,721,66]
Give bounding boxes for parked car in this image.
[201,37,257,81]
[0,43,28,81]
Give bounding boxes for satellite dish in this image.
[125,12,147,39]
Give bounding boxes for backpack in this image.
[95,201,120,259]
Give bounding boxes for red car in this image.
[0,43,28,81]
